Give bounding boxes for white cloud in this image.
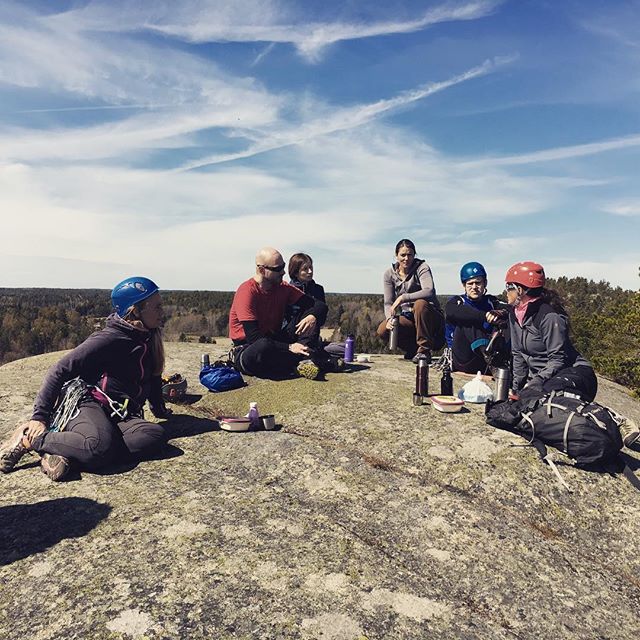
[181,56,514,170]
[53,0,503,63]
[2,125,611,292]
[461,133,640,167]
[0,2,280,114]
[601,200,640,217]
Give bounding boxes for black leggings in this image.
[451,324,492,373]
[31,399,167,471]
[236,325,318,379]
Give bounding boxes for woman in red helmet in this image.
[505,261,597,401]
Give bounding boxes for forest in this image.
[1,275,638,394]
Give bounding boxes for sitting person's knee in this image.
[376,320,389,338]
[413,299,427,313]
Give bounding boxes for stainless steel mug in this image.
[493,367,511,402]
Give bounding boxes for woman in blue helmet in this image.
[445,262,509,373]
[0,277,171,481]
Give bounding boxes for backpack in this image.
[486,393,623,467]
[199,364,244,392]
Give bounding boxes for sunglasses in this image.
[260,263,286,273]
[505,283,519,292]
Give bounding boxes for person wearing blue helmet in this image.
[0,276,171,481]
[445,262,509,373]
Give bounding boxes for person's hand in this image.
[152,405,173,419]
[389,296,404,315]
[22,420,46,443]
[295,315,317,336]
[289,342,311,356]
[385,317,395,331]
[486,309,508,325]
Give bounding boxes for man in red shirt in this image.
[229,247,328,379]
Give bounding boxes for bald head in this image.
[255,247,282,266]
[254,246,286,289]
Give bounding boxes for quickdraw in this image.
[49,378,89,432]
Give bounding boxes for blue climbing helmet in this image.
[111,276,159,315]
[460,262,487,283]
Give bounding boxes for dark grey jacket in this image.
[509,300,591,392]
[32,314,164,424]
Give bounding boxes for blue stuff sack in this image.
[199,365,244,392]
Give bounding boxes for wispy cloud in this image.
[181,56,514,170]
[54,0,503,62]
[250,42,276,67]
[601,199,640,217]
[460,133,640,167]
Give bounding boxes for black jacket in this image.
[32,314,164,424]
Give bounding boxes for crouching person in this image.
[229,247,329,380]
[0,277,171,481]
[445,262,510,373]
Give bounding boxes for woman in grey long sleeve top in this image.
[376,239,445,360]
[505,261,596,401]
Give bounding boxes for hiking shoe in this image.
[297,359,320,380]
[314,354,345,373]
[619,418,640,448]
[40,454,71,481]
[0,424,30,473]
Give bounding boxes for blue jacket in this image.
[444,294,503,348]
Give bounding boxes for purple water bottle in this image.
[345,335,355,363]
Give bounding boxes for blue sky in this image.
[1,0,639,294]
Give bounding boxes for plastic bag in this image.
[459,371,493,403]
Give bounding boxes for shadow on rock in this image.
[168,393,203,406]
[167,414,221,438]
[343,363,370,373]
[0,497,111,566]
[92,442,185,476]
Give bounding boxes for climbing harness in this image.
[91,386,131,419]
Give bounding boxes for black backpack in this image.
[486,393,623,467]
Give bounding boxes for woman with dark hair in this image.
[376,239,445,361]
[287,253,326,306]
[0,276,171,481]
[285,253,326,345]
[505,261,597,401]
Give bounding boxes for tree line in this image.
[0,279,638,394]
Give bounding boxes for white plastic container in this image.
[431,395,465,413]
[219,417,252,432]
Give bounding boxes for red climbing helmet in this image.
[505,261,545,288]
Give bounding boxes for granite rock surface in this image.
[1,342,639,639]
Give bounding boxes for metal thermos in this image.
[201,353,210,369]
[345,335,355,363]
[493,367,511,401]
[415,355,429,397]
[440,363,454,396]
[388,315,399,351]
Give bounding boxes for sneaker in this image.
[40,454,71,481]
[0,424,30,473]
[297,359,320,380]
[619,418,640,448]
[313,353,345,373]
